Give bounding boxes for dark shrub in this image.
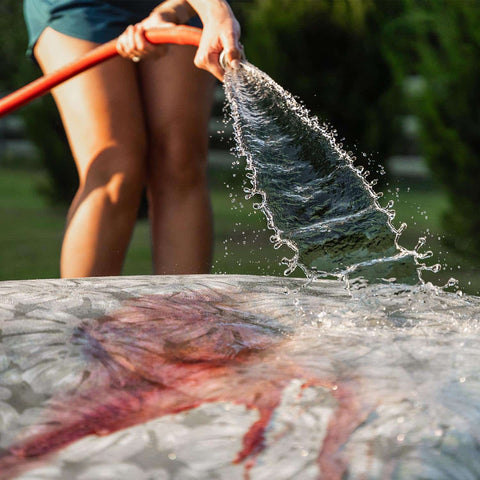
[240,0,404,179]
[382,0,480,255]
[0,0,76,205]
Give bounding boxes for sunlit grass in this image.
[0,167,288,280]
[0,167,478,294]
[383,180,480,294]
[0,169,64,279]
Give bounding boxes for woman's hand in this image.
[188,0,243,81]
[116,9,179,62]
[116,0,243,81]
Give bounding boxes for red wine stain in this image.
[0,292,365,479]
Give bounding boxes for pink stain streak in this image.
[0,293,365,479]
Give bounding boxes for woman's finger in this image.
[195,48,224,82]
[116,28,130,58]
[133,24,147,53]
[133,24,158,56]
[118,24,173,61]
[117,25,136,59]
[127,25,142,58]
[220,26,242,68]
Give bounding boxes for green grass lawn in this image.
[0,169,65,279]
[1,167,478,294]
[0,166,289,281]
[382,180,480,293]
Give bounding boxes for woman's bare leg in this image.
[34,28,147,277]
[139,45,216,274]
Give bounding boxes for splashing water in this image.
[224,62,439,286]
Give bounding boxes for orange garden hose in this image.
[0,26,202,118]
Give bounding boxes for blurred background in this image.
[1,0,479,294]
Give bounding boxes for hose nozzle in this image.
[219,49,245,71]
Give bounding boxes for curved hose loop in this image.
[0,26,202,118]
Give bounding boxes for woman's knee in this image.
[79,144,147,209]
[149,140,209,193]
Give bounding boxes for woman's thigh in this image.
[34,27,147,183]
[137,45,216,184]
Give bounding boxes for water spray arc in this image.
[0,26,202,118]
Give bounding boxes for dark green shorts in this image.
[24,0,202,57]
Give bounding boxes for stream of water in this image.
[0,60,478,480]
[223,62,441,288]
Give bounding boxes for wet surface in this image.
[1,274,480,479]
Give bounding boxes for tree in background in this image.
[3,0,402,203]
[0,1,34,91]
[382,0,480,257]
[239,0,405,181]
[0,0,76,204]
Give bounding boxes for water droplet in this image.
[224,61,435,285]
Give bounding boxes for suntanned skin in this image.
[33,0,241,277]
[117,0,242,80]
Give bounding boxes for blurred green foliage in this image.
[241,0,480,258]
[0,0,76,204]
[2,0,480,260]
[381,0,480,257]
[240,0,405,176]
[0,1,34,90]
[23,96,78,203]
